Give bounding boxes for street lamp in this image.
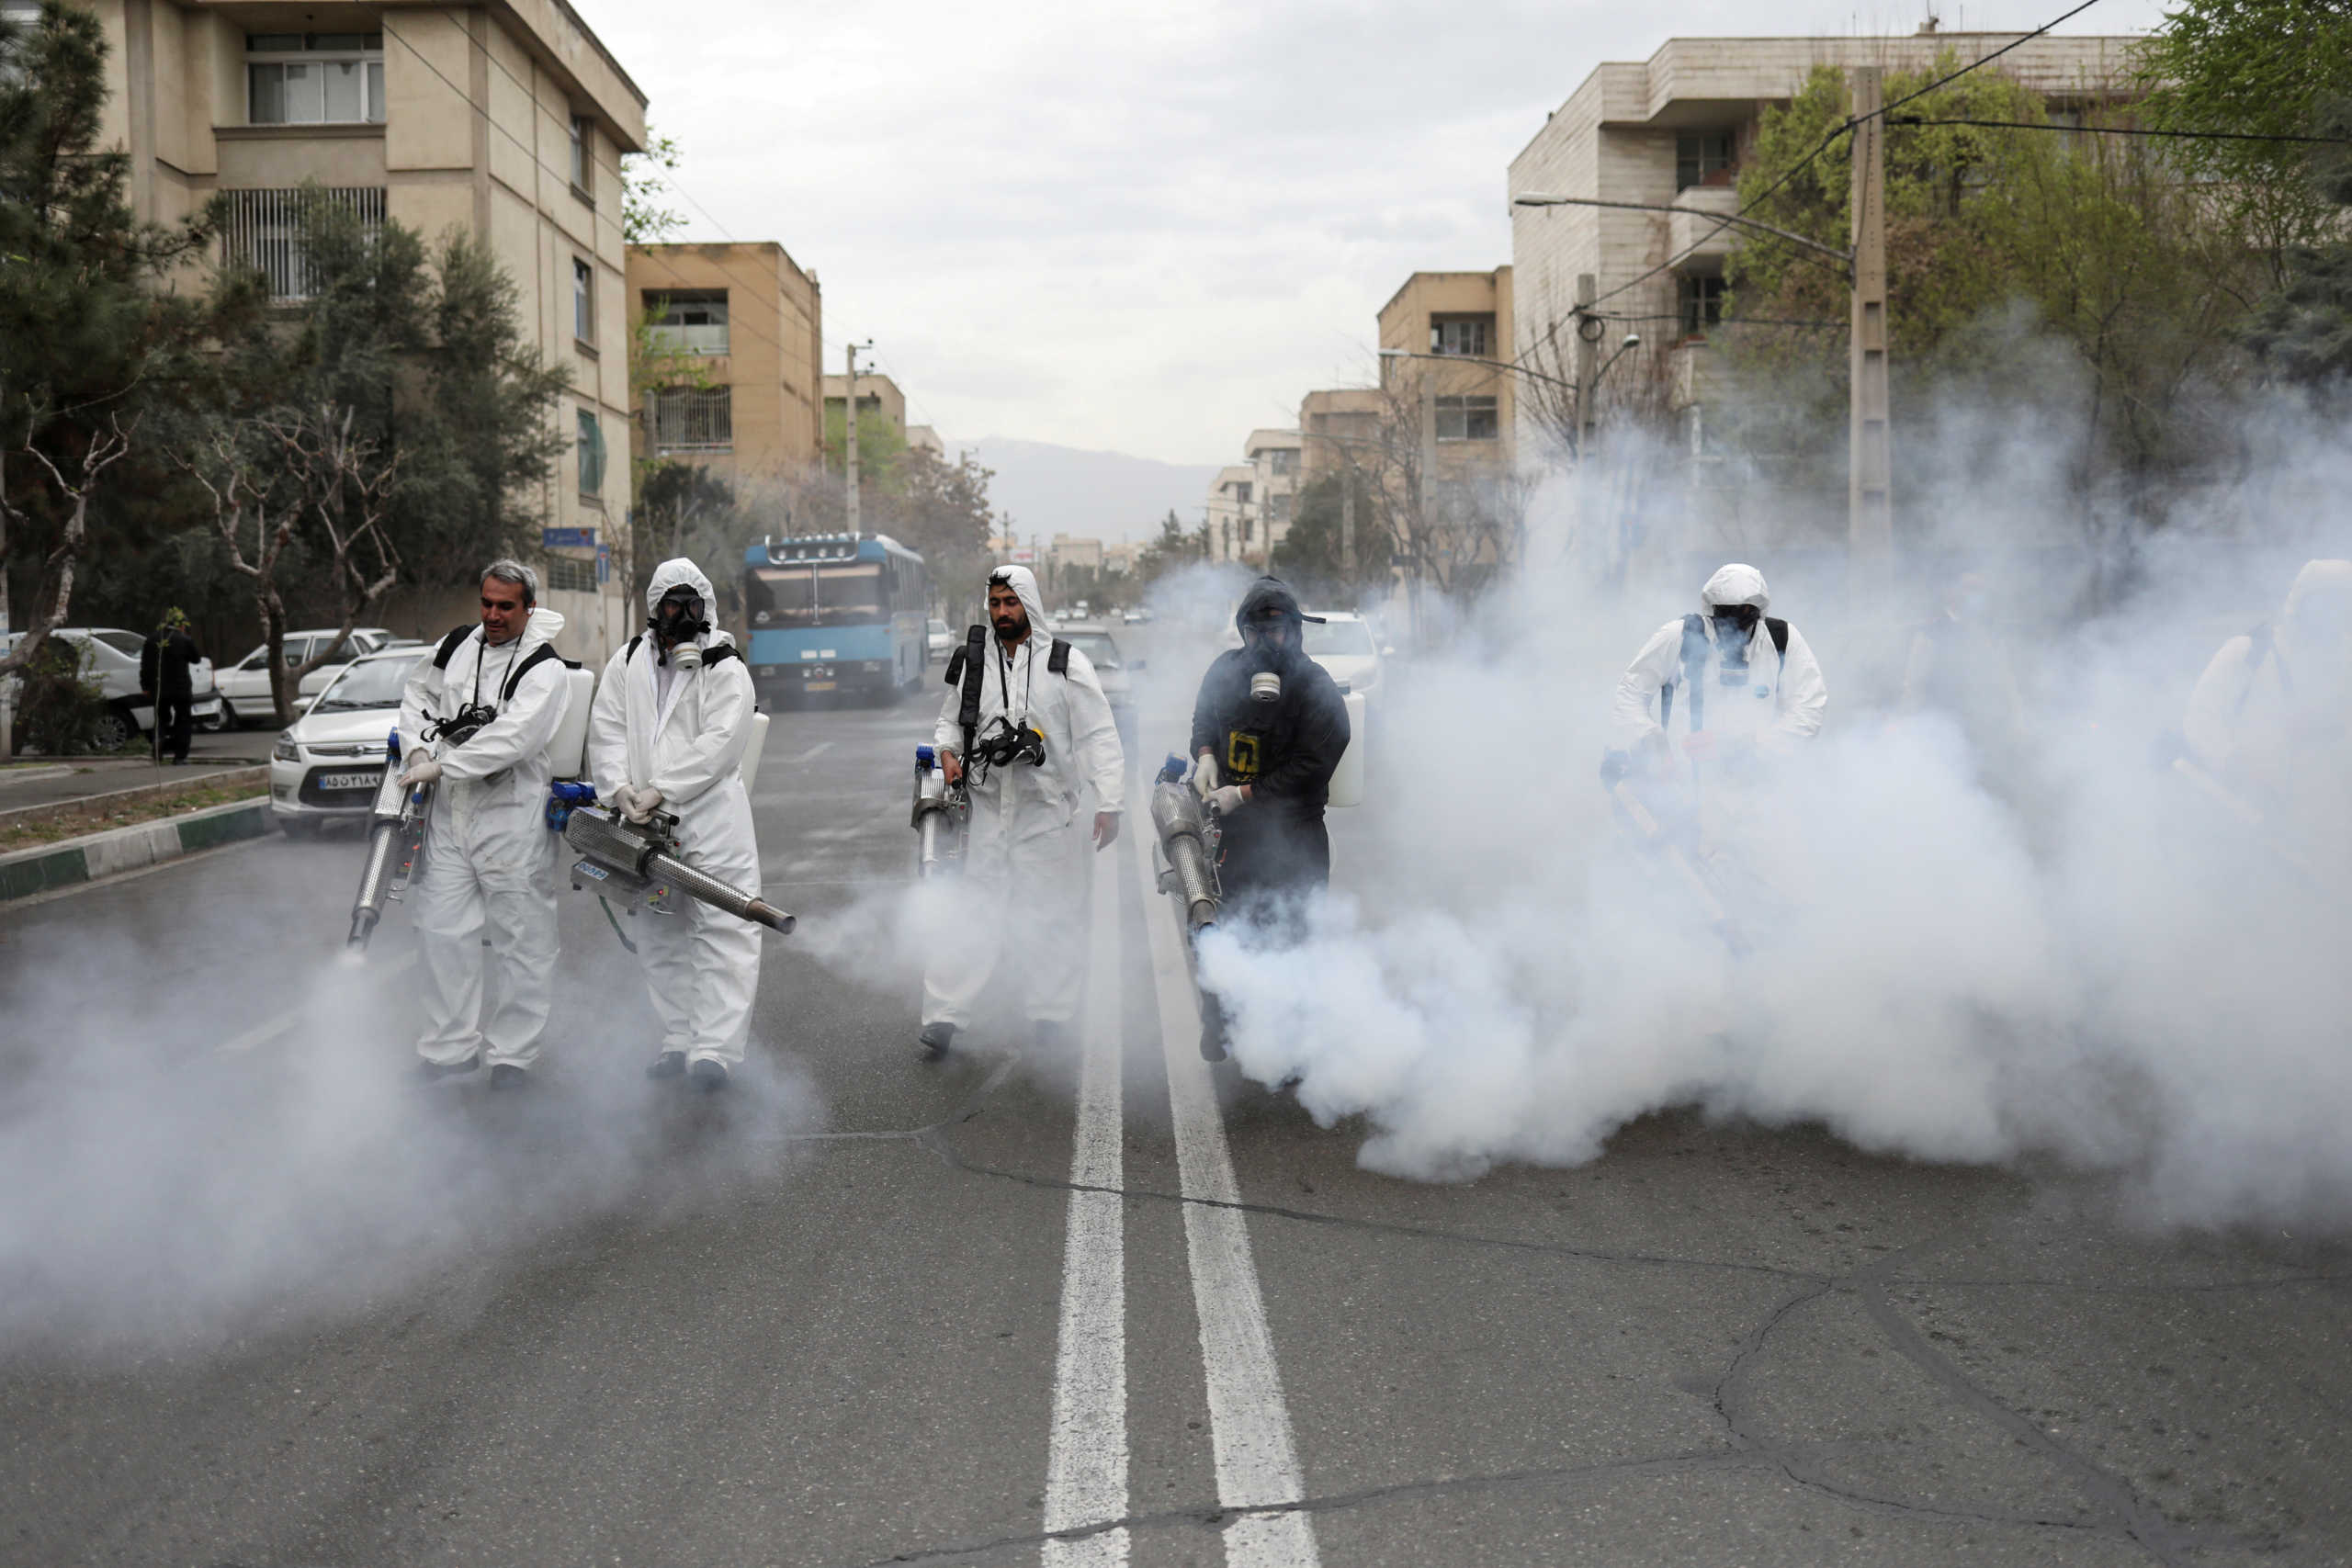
[1599,332,1642,380]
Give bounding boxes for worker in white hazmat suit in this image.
[1612,562,1827,766]
[918,564,1124,1061]
[2182,559,2352,870]
[586,558,764,1092]
[396,559,574,1088]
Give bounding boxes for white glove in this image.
[1206,784,1248,814]
[398,756,441,788]
[621,784,664,823]
[1193,752,1220,800]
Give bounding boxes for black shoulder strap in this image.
[433,625,472,670]
[702,642,740,667]
[956,625,988,756]
[1047,637,1071,675]
[1766,617,1788,660]
[500,641,564,704]
[626,632,643,663]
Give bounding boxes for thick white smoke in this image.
[1196,386,2352,1228]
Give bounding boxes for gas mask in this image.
[651,585,710,668]
[1242,617,1295,696]
[1711,603,1761,679]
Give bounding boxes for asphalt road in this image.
[0,629,2346,1568]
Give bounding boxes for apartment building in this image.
[822,372,909,442]
[1297,388,1387,488]
[1375,268,1519,479]
[1244,429,1304,563]
[71,0,649,660]
[1507,29,2137,455]
[1204,464,1256,563]
[628,241,824,484]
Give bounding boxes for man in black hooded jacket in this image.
[1189,577,1352,938]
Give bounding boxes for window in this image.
[569,114,593,198]
[572,257,594,344]
[1676,130,1736,191]
[1434,395,1499,441]
[220,186,386,300]
[545,556,596,593]
[642,289,729,355]
[1268,492,1294,525]
[650,386,733,452]
[1265,447,1298,477]
[1430,315,1493,357]
[576,409,606,496]
[247,32,385,125]
[1679,274,1726,337]
[1228,480,1252,504]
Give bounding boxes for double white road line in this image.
[1038,835,1320,1566]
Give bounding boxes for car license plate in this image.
[806,681,836,692]
[317,770,382,792]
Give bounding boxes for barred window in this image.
[650,386,733,452]
[219,186,385,301]
[545,556,596,593]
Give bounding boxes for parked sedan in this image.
[1058,623,1143,756]
[927,617,954,661]
[267,645,430,835]
[219,626,393,728]
[2,626,222,749]
[1302,611,1388,701]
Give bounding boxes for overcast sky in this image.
[571,0,2172,468]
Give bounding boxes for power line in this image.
[1891,116,2352,144]
[1577,0,2106,313]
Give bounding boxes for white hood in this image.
[1701,563,1770,613]
[988,563,1048,635]
[2280,559,2352,646]
[648,556,717,612]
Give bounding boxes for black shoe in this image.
[488,1063,529,1089]
[647,1050,686,1079]
[917,1021,956,1062]
[418,1052,481,1082]
[688,1058,729,1093]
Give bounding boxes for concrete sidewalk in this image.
[0,730,272,812]
[0,793,274,902]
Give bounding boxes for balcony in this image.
[1667,185,1742,264]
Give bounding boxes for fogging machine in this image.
[561,800,796,934]
[910,743,969,878]
[1149,753,1223,932]
[348,728,428,950]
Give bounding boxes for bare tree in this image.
[184,404,401,724]
[0,412,138,682]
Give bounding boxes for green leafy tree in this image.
[1272,472,1392,607]
[2136,0,2352,272]
[1135,509,1206,588]
[2246,95,2352,391]
[0,3,218,691]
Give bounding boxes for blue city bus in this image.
[742,533,931,702]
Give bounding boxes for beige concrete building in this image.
[71,0,650,661]
[1245,429,1304,563]
[1204,464,1256,564]
[628,241,824,484]
[1507,29,2139,457]
[906,423,947,457]
[1298,388,1387,488]
[822,372,909,443]
[1375,268,1518,480]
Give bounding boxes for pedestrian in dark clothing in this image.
[140,608,202,764]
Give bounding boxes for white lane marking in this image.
[795,740,836,763]
[213,951,417,1055]
[1042,849,1129,1566]
[1131,826,1320,1568]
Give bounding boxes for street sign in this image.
[542,526,596,549]
[595,541,610,583]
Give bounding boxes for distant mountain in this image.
[955,437,1221,547]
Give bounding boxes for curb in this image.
[0,795,276,904]
[0,764,269,834]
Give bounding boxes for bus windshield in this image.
[748,563,886,628]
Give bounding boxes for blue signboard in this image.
[542,525,596,549]
[595,541,611,584]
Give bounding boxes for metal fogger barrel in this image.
[910,744,968,879]
[348,728,429,951]
[563,806,796,933]
[1150,775,1221,931]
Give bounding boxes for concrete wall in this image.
[628,241,827,486]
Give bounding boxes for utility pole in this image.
[1340,457,1356,585]
[843,341,870,536]
[1847,67,1893,586]
[1573,272,1598,461]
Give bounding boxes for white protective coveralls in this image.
[922,565,1125,1031]
[398,608,573,1069]
[2183,559,2352,848]
[1612,563,1828,760]
[586,559,764,1070]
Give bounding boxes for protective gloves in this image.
[1206,784,1249,814]
[398,755,441,788]
[621,784,665,823]
[1192,751,1220,800]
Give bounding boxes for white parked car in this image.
[1058,622,1143,753]
[2,626,222,749]
[1302,611,1388,700]
[267,644,431,835]
[218,626,393,728]
[927,617,954,661]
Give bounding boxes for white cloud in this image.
[575,0,2171,465]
